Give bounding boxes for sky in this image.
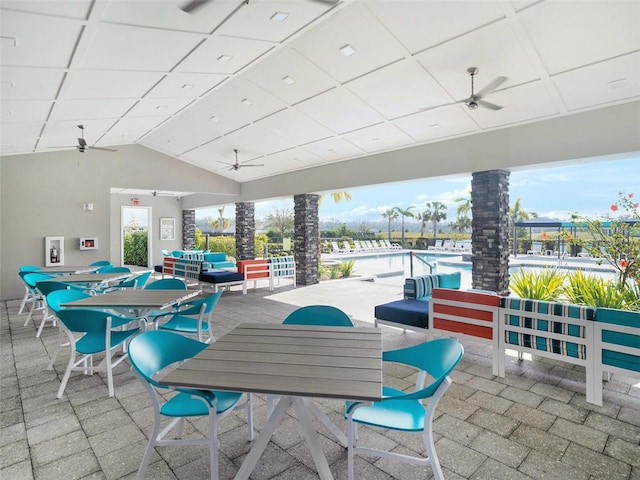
[196,156,640,226]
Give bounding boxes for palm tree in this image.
[455,195,472,219]
[509,198,533,255]
[393,206,415,248]
[318,191,352,206]
[415,210,431,238]
[208,206,231,233]
[381,208,399,242]
[425,201,447,238]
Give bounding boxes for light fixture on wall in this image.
[82,203,94,211]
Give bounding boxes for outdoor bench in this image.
[425,288,640,406]
[374,272,461,331]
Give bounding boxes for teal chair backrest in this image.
[283,305,353,327]
[383,338,464,400]
[177,290,223,316]
[128,330,208,388]
[22,272,55,289]
[145,278,187,290]
[90,260,111,266]
[36,280,74,297]
[56,308,130,333]
[45,289,92,314]
[20,265,42,272]
[128,271,152,289]
[99,266,131,273]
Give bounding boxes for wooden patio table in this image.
[159,322,383,480]
[39,265,101,274]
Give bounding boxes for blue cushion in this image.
[204,252,227,262]
[199,271,244,284]
[438,272,461,289]
[154,264,163,273]
[375,299,429,329]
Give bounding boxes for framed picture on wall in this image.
[160,218,175,241]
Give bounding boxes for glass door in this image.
[121,206,152,268]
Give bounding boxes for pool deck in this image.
[2,275,639,480]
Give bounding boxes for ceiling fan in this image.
[458,67,507,111]
[179,0,338,14]
[50,124,117,153]
[218,149,264,171]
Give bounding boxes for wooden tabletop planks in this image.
[60,289,200,308]
[160,323,383,402]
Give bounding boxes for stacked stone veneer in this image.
[294,194,319,286]
[471,170,510,295]
[182,210,195,250]
[235,202,255,261]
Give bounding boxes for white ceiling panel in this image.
[60,70,165,100]
[366,1,506,54]
[416,20,538,102]
[302,136,364,162]
[0,121,43,140]
[98,117,165,146]
[179,145,231,170]
[174,35,274,74]
[342,123,414,154]
[200,137,265,163]
[263,147,324,172]
[216,0,335,42]
[1,100,52,123]
[346,59,454,119]
[1,139,38,156]
[82,23,202,71]
[258,108,333,146]
[0,10,81,68]
[293,3,406,84]
[393,105,479,143]
[147,72,228,98]
[244,48,336,105]
[38,119,118,148]
[100,0,241,34]
[0,0,91,19]
[0,67,65,100]
[49,99,137,121]
[296,88,385,135]
[125,97,195,119]
[552,52,640,112]
[223,124,292,156]
[519,0,640,75]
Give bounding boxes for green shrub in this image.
[123,231,148,266]
[563,270,628,309]
[338,258,355,277]
[510,267,565,300]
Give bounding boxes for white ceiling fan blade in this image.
[477,99,503,111]
[218,161,235,166]
[240,163,264,168]
[476,76,508,98]
[180,0,209,14]
[89,146,117,152]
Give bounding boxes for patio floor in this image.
[2,275,639,480]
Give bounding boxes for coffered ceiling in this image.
[1,0,639,183]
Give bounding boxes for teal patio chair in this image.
[17,267,43,315]
[346,338,464,480]
[142,277,188,325]
[54,308,140,398]
[283,304,354,327]
[44,289,92,370]
[90,260,111,266]
[269,305,354,445]
[31,279,82,337]
[20,272,55,330]
[158,290,223,343]
[128,330,253,480]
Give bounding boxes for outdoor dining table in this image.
[44,272,132,292]
[159,322,383,480]
[60,288,201,316]
[39,265,101,275]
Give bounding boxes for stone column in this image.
[294,194,319,286]
[471,170,510,295]
[182,210,195,250]
[235,202,255,261]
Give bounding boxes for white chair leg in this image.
[246,393,254,441]
[57,350,76,399]
[136,411,161,480]
[18,289,30,315]
[347,419,356,480]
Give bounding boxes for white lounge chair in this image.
[331,241,347,254]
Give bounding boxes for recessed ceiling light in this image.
[181,83,195,90]
[0,36,17,47]
[328,148,336,153]
[217,54,233,62]
[270,11,289,22]
[340,44,356,57]
[241,98,253,106]
[282,76,295,85]
[155,105,168,110]
[371,138,383,143]
[429,124,442,129]
[210,115,220,122]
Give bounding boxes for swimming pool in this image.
[325,251,616,291]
